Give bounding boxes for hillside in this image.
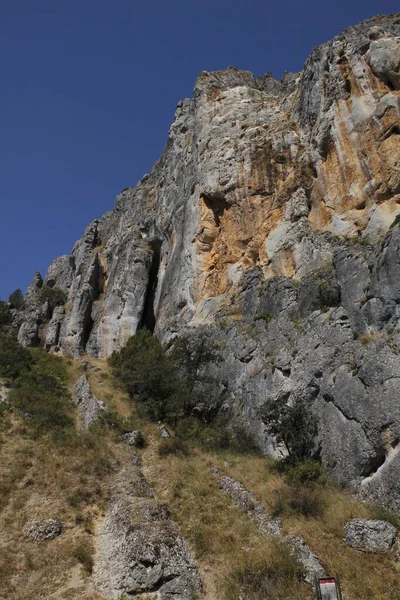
[0,344,399,599]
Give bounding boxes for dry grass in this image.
[142,436,309,600]
[215,455,400,600]
[83,355,133,418]
[0,423,116,599]
[0,359,123,600]
[142,441,400,600]
[1,355,399,599]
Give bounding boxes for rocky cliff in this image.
[17,14,400,509]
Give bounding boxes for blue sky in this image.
[0,1,397,298]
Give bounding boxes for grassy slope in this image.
[0,355,399,599]
[143,440,400,600]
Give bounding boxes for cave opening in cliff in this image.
[141,240,162,333]
[82,313,94,350]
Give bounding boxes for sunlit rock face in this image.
[17,14,400,510]
[26,14,400,357]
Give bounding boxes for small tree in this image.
[169,332,221,414]
[37,285,67,311]
[170,332,220,389]
[8,289,24,310]
[260,396,318,464]
[109,329,186,423]
[0,332,32,380]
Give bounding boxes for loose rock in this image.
[344,519,397,551]
[24,518,62,541]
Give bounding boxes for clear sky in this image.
[0,1,398,299]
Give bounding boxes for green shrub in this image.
[169,331,221,396]
[288,487,324,517]
[110,329,222,424]
[0,332,33,380]
[9,349,73,439]
[8,289,24,310]
[158,437,190,457]
[175,417,260,455]
[260,397,319,464]
[288,318,304,334]
[285,459,326,486]
[11,370,73,437]
[313,278,341,311]
[205,424,259,455]
[0,404,9,430]
[29,347,69,383]
[188,521,210,555]
[254,312,274,323]
[109,329,186,423]
[371,505,400,528]
[390,214,400,230]
[133,430,146,448]
[0,301,12,330]
[37,285,67,311]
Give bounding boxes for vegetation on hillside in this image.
[0,326,399,599]
[0,330,73,440]
[108,328,221,424]
[0,329,120,599]
[0,332,32,381]
[37,284,67,311]
[8,288,24,310]
[0,300,12,329]
[260,396,319,464]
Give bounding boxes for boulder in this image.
[120,430,146,447]
[344,519,397,551]
[158,424,170,438]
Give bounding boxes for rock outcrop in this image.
[73,375,106,429]
[94,455,202,599]
[16,14,400,509]
[219,474,325,583]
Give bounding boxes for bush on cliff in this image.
[260,396,319,464]
[0,301,12,330]
[0,332,32,380]
[169,331,221,416]
[109,329,220,424]
[109,329,186,423]
[37,285,67,311]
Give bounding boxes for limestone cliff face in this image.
[18,14,400,508]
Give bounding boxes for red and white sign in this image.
[319,578,338,600]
